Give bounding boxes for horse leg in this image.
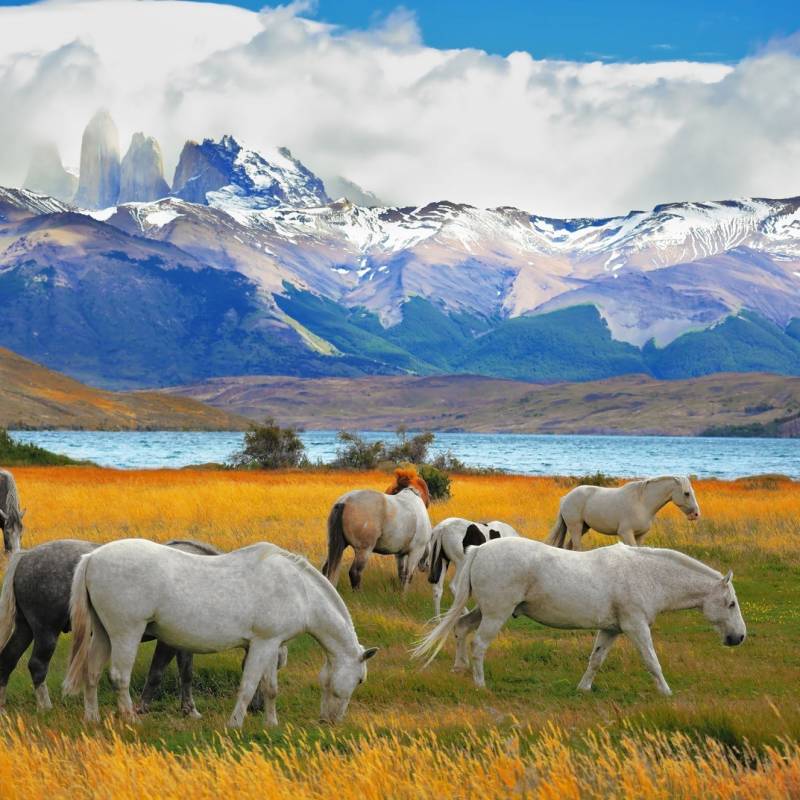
[395,554,408,586]
[471,607,514,688]
[577,629,619,692]
[0,615,33,712]
[258,647,283,727]
[176,650,202,719]
[453,608,481,672]
[624,621,672,696]
[28,630,59,711]
[108,627,147,722]
[566,522,584,551]
[634,531,648,545]
[228,640,277,729]
[84,621,111,723]
[402,543,427,592]
[432,564,447,618]
[618,528,637,546]
[348,548,371,591]
[138,640,176,714]
[245,648,265,713]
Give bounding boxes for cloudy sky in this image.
[1,0,799,216]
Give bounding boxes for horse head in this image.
[702,570,746,647]
[385,466,431,507]
[0,507,24,554]
[671,476,700,521]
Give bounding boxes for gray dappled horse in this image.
[0,469,25,553]
[0,538,263,716]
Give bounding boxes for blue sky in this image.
[3,0,796,62]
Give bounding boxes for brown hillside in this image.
[0,348,248,430]
[165,372,800,436]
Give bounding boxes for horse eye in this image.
[728,601,736,609]
[684,491,690,496]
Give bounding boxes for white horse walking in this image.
[428,518,519,616]
[547,475,700,550]
[413,538,745,693]
[63,539,377,727]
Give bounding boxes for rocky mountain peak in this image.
[23,142,78,203]
[74,109,121,210]
[171,135,329,211]
[118,132,170,203]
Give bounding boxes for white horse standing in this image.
[428,518,519,616]
[322,468,432,591]
[547,475,700,550]
[414,538,745,693]
[63,539,377,727]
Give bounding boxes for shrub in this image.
[332,432,386,470]
[232,418,306,469]
[384,426,435,464]
[0,429,83,466]
[418,464,451,501]
[570,471,619,487]
[430,449,467,472]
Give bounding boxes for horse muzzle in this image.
[724,633,745,647]
[686,510,700,521]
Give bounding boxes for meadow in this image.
[1,467,799,798]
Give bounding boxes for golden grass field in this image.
[1,467,799,798]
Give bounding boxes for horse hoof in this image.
[184,708,202,720]
[451,664,469,674]
[84,712,101,724]
[577,683,592,693]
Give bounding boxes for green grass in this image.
[2,547,797,755]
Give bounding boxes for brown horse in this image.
[322,467,432,591]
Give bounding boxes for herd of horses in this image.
[0,465,746,728]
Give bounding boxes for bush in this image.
[568,471,619,487]
[232,418,306,469]
[384,426,435,465]
[0,429,83,466]
[430,449,467,472]
[418,464,451,501]
[332,432,386,470]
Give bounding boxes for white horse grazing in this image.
[63,539,377,727]
[547,475,700,550]
[414,538,745,694]
[428,518,519,616]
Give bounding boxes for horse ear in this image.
[722,570,733,584]
[0,509,6,521]
[20,508,26,519]
[361,647,379,661]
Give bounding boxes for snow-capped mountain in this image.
[3,125,800,388]
[172,135,329,211]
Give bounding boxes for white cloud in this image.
[0,0,798,217]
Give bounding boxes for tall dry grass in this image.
[12,467,800,561]
[0,718,798,799]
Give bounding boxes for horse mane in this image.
[165,538,222,556]
[385,466,430,507]
[255,542,356,626]
[0,470,23,527]
[635,545,722,580]
[637,475,684,496]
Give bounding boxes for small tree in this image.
[232,418,306,469]
[418,464,451,501]
[332,431,386,469]
[385,426,435,464]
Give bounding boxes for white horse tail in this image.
[413,545,479,667]
[63,554,98,695]
[0,551,23,651]
[546,514,568,548]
